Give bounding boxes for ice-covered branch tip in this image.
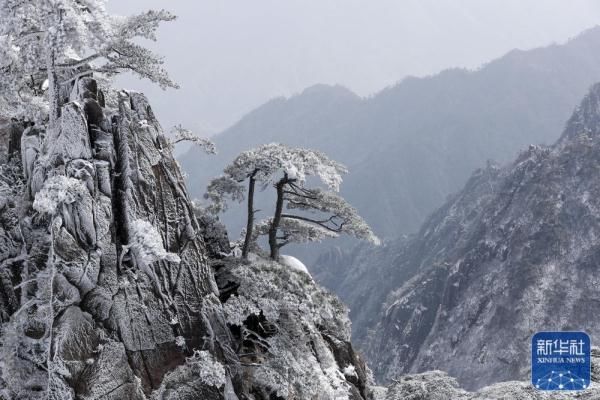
[284,186,381,245]
[114,9,176,42]
[204,175,245,214]
[0,160,25,199]
[128,219,180,266]
[33,175,88,215]
[170,124,216,154]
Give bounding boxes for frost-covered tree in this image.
[0,0,177,126]
[0,175,90,398]
[206,143,379,260]
[169,124,216,155]
[205,144,290,259]
[263,148,379,259]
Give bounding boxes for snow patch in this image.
[343,365,357,379]
[283,160,299,180]
[175,336,185,348]
[280,255,311,277]
[33,175,88,215]
[128,219,181,266]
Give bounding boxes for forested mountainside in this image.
[181,27,600,245]
[315,83,600,391]
[0,78,375,400]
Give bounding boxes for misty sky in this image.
[107,0,600,136]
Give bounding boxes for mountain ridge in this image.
[319,82,600,390]
[180,26,600,247]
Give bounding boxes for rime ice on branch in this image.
[0,0,177,126]
[206,143,379,260]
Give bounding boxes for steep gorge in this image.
[319,83,600,391]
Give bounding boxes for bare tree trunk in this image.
[269,176,286,260]
[46,49,60,130]
[242,175,256,259]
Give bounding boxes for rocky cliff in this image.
[0,77,236,399]
[318,82,600,390]
[0,78,373,400]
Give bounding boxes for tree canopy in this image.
[0,0,177,124]
[206,143,379,260]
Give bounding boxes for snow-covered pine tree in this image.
[263,146,380,259]
[169,124,216,154]
[0,0,177,127]
[205,144,292,258]
[205,143,379,260]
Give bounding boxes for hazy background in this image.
[107,0,600,138]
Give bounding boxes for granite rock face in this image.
[317,83,600,390]
[0,77,376,400]
[0,119,22,165]
[0,78,236,399]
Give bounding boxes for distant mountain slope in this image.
[181,27,600,243]
[323,82,600,390]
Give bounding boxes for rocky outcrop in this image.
[316,83,600,390]
[0,77,377,400]
[195,211,231,259]
[384,370,600,400]
[0,77,237,399]
[382,347,600,399]
[214,257,376,400]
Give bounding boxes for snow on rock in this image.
[0,78,236,399]
[128,219,181,266]
[344,365,358,378]
[32,175,87,215]
[48,102,93,160]
[19,126,40,180]
[214,257,377,400]
[0,75,385,400]
[385,370,600,400]
[280,254,311,277]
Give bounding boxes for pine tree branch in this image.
[55,53,101,70]
[280,214,344,233]
[15,30,46,44]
